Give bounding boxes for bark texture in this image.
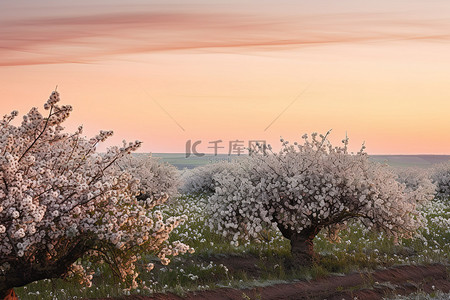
[0,239,93,298]
[290,231,317,266]
[278,223,320,266]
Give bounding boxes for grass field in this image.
[15,192,449,299]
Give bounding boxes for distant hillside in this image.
[370,155,450,168]
[145,153,450,170]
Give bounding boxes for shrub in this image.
[206,133,426,266]
[0,91,192,298]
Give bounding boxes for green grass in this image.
[14,195,450,299]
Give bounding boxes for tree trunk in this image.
[290,231,317,266]
[277,223,320,267]
[0,239,94,298]
[0,288,18,300]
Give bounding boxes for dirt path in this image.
[102,264,449,300]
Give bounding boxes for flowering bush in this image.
[206,133,427,265]
[394,168,436,204]
[431,161,450,200]
[0,92,193,298]
[116,154,180,202]
[179,161,237,195]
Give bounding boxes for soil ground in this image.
[98,263,449,300]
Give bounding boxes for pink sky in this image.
[1,1,449,154]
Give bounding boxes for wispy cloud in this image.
[1,10,449,66]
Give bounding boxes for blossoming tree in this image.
[395,168,436,204]
[431,161,450,200]
[117,154,180,202]
[206,133,426,266]
[0,91,192,298]
[180,161,236,195]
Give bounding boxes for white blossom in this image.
[0,91,193,293]
[431,161,450,199]
[205,133,426,247]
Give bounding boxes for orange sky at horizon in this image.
[0,1,449,155]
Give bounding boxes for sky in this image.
[0,0,449,154]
